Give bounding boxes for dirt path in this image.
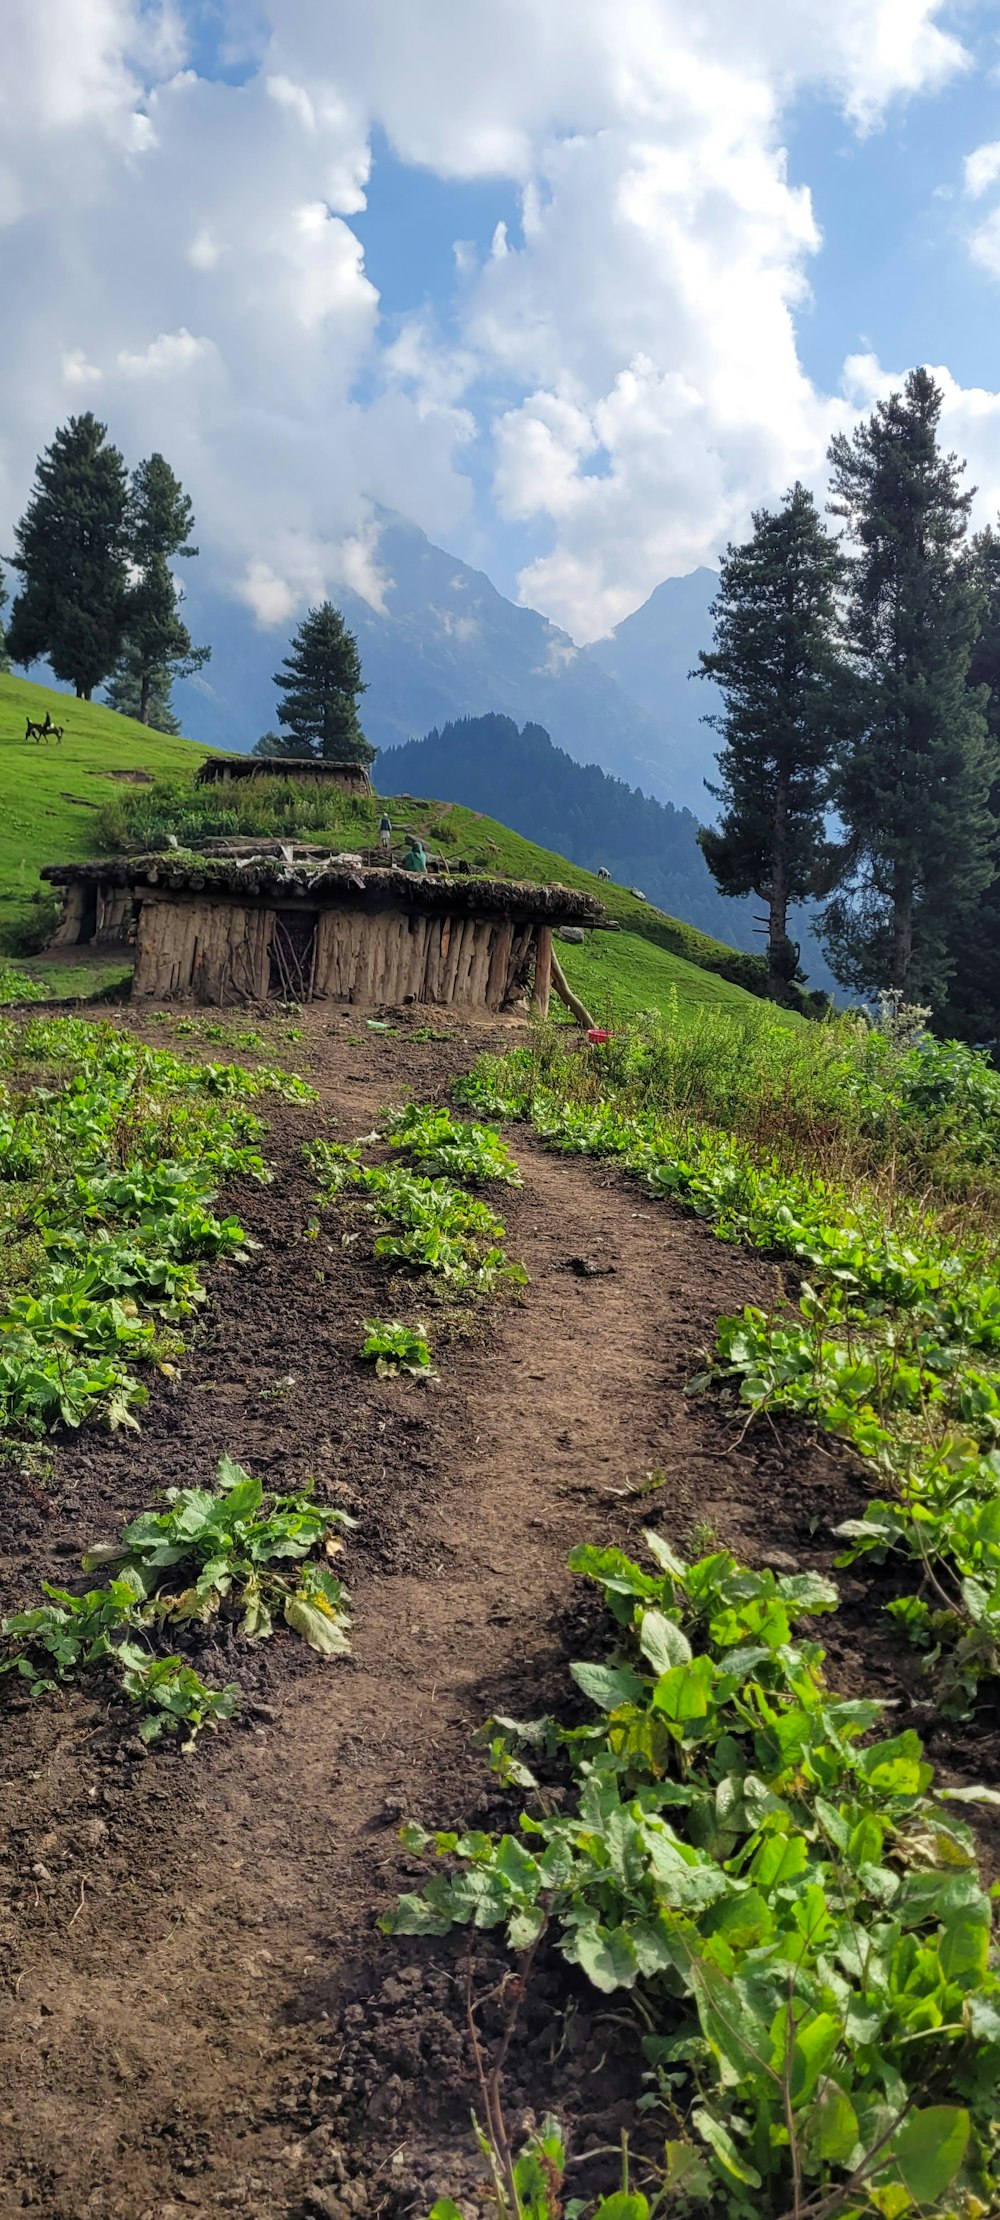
[0,1013,872,2220]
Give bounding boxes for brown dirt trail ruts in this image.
[0,1010,935,2218]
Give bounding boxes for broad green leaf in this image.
[592,2198,650,2220]
[891,2107,970,2204]
[967,1991,1000,2042]
[494,1835,540,1894]
[508,1902,545,1951]
[808,2078,860,2165]
[939,1896,991,1986]
[638,1608,692,1672]
[426,2202,465,2218]
[855,1731,932,1798]
[660,2143,711,2196]
[870,2186,913,2219]
[569,1659,645,1711]
[651,1654,715,1722]
[691,2107,762,2187]
[791,2012,840,2104]
[642,1529,688,1577]
[776,1570,840,1613]
[283,1594,351,1656]
[563,1921,639,1992]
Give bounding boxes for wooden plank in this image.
[485,921,514,1010]
[465,920,493,1006]
[532,926,552,1018]
[424,918,444,1003]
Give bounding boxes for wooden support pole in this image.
[532,926,553,1017]
[550,946,595,1031]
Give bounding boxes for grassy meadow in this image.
[0,671,781,1024]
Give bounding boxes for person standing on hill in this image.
[378,809,392,854]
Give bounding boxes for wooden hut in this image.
[195,755,372,796]
[40,852,603,1012]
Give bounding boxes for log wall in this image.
[130,891,542,1009]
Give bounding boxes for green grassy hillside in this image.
[0,673,206,951]
[0,672,784,1023]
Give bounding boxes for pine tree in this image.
[821,369,996,1003]
[263,602,371,764]
[124,453,209,723]
[7,414,130,697]
[103,649,181,734]
[937,524,1000,1038]
[0,564,9,675]
[696,484,846,1000]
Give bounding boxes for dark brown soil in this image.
[0,1003,994,2220]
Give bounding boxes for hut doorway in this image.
[268,910,318,1000]
[78,884,99,947]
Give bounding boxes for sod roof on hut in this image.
[195,756,370,786]
[41,853,604,925]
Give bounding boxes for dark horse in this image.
[25,712,63,743]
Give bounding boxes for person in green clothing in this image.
[400,836,427,872]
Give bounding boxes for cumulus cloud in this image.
[0,0,990,647]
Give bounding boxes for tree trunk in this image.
[76,684,91,700]
[767,768,791,1000]
[138,670,151,725]
[891,871,914,995]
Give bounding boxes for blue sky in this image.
[3,0,1000,638]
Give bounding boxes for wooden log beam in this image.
[550,947,595,1031]
[532,926,552,1018]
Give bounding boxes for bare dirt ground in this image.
[0,1005,990,2220]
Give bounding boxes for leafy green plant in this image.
[392,1536,1000,2220]
[384,1102,522,1186]
[360,1318,436,1378]
[306,1125,528,1300]
[0,1015,308,1438]
[83,1454,354,1652]
[456,1041,1000,1716]
[2,1458,354,1745]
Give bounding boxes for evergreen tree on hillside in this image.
[820,369,996,1002]
[261,601,372,764]
[695,484,846,1000]
[123,453,209,723]
[7,414,130,697]
[103,650,181,734]
[0,564,9,675]
[938,523,1000,1038]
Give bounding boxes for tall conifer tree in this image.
[124,453,209,723]
[103,650,181,734]
[0,564,9,675]
[696,483,845,1000]
[821,369,995,1002]
[938,523,1000,1038]
[262,602,371,763]
[7,414,130,697]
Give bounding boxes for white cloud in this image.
[116,327,213,377]
[965,140,1000,198]
[62,349,103,387]
[0,0,988,650]
[238,560,298,627]
[970,208,1000,279]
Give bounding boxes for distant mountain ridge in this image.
[378,712,832,984]
[584,568,721,815]
[173,509,719,812]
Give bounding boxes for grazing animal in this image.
[629,888,647,902]
[597,866,611,880]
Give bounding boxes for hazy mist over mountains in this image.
[174,509,721,819]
